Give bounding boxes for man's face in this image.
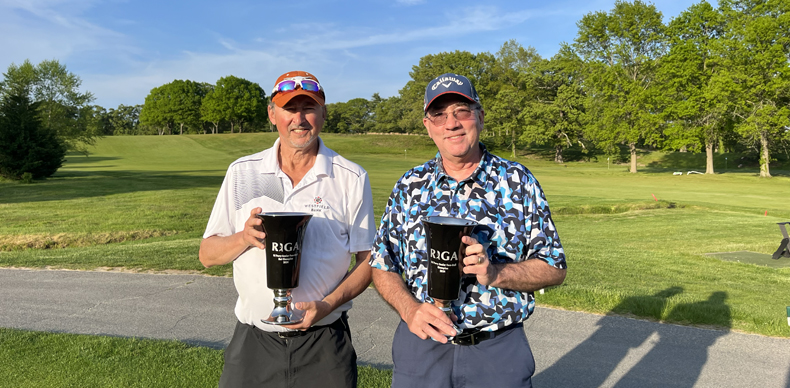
[268,95,325,150]
[423,95,484,162]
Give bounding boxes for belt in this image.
[448,322,522,346]
[269,312,348,339]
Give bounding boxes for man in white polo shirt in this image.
[199,71,375,388]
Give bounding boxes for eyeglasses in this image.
[426,107,475,126]
[272,76,322,95]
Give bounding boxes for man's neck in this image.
[278,141,319,187]
[440,146,482,182]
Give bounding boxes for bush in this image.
[0,94,66,179]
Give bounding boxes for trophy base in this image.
[261,288,303,325]
[261,316,305,326]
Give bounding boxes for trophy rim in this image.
[257,211,313,217]
[422,216,477,226]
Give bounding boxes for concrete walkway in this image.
[1,268,789,387]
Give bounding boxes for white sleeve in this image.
[348,171,375,253]
[203,166,235,239]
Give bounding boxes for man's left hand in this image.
[462,236,498,286]
[282,300,333,330]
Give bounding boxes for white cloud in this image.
[1,2,548,107]
[286,6,535,53]
[0,0,136,70]
[82,5,543,107]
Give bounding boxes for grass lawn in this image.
[1,133,790,384]
[0,328,392,388]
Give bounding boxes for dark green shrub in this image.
[0,94,66,179]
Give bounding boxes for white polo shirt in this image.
[203,137,375,332]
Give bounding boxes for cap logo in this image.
[431,76,464,91]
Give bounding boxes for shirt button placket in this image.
[450,181,467,218]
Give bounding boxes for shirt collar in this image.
[432,142,491,184]
[264,137,333,179]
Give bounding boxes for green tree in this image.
[0,60,37,97]
[107,104,142,135]
[0,94,66,179]
[344,98,375,133]
[77,105,112,141]
[140,80,208,135]
[0,59,97,154]
[575,0,668,173]
[520,46,588,163]
[172,80,208,135]
[200,76,266,133]
[719,0,790,177]
[487,40,543,158]
[140,83,175,135]
[372,95,407,133]
[660,1,729,174]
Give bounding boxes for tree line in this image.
[0,60,272,180]
[323,0,790,177]
[2,0,788,180]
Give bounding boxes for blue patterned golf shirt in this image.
[370,144,566,332]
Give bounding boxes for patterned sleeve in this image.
[523,170,567,269]
[369,176,408,274]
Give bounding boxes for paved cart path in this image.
[1,269,789,387]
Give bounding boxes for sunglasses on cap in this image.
[271,76,322,95]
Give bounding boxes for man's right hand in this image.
[403,302,457,343]
[242,207,266,250]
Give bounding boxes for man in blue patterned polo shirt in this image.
[369,73,567,388]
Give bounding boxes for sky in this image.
[0,0,712,108]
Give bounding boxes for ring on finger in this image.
[477,255,485,265]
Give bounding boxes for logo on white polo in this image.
[305,195,330,212]
[430,248,458,261]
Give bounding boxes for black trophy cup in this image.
[257,212,313,325]
[423,216,477,337]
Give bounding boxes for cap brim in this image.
[272,90,325,107]
[424,91,476,112]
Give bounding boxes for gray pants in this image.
[391,320,535,388]
[219,314,357,388]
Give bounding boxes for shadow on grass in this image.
[644,151,790,176]
[535,288,732,388]
[0,169,224,204]
[63,156,121,164]
[45,330,231,350]
[638,166,790,177]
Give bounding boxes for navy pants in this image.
[391,320,535,388]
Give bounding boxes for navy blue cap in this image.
[424,73,480,112]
